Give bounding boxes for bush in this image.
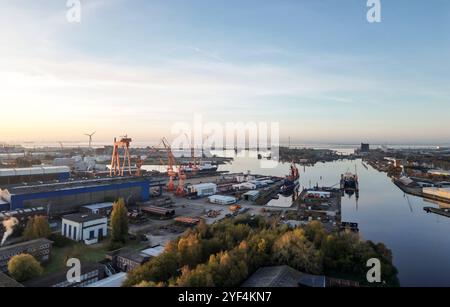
[49,233,72,248]
[8,254,43,282]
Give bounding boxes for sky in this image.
[0,0,449,145]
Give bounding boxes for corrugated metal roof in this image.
[82,202,114,210]
[241,265,303,287]
[208,195,236,201]
[86,272,127,288]
[0,166,70,177]
[192,183,217,189]
[140,245,165,257]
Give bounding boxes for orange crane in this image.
[184,133,199,174]
[160,137,177,192]
[135,156,144,176]
[110,135,132,177]
[175,166,186,197]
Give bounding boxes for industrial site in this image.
[0,134,377,288]
[1,0,449,294]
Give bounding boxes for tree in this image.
[177,232,202,267]
[272,228,322,274]
[124,251,178,287]
[8,254,43,282]
[110,198,129,245]
[23,215,52,240]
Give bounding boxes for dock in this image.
[423,207,450,218]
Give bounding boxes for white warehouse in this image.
[208,195,237,205]
[187,183,217,197]
[61,213,108,245]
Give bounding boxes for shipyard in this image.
[0,137,367,288]
[1,0,449,293]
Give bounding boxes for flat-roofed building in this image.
[0,238,53,273]
[62,213,107,245]
[24,263,105,288]
[0,271,23,287]
[208,195,237,205]
[0,166,70,185]
[80,202,114,216]
[5,177,157,215]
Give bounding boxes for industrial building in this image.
[187,183,217,198]
[208,195,237,205]
[243,190,260,201]
[360,143,370,153]
[1,177,162,215]
[80,202,114,216]
[24,263,106,287]
[0,207,46,239]
[0,166,70,186]
[0,238,53,273]
[62,213,108,245]
[0,271,23,287]
[86,272,127,288]
[106,247,161,273]
[242,265,359,288]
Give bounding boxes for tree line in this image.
[124,215,399,287]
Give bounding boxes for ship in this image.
[340,167,359,196]
[280,163,300,195]
[182,161,218,173]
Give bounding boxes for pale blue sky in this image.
[0,0,449,144]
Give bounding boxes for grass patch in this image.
[43,239,148,276]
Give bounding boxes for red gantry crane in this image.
[151,137,186,196]
[110,135,132,177]
[160,137,178,192]
[184,133,199,175]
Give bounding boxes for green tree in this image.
[23,215,52,240]
[110,198,129,245]
[8,254,43,282]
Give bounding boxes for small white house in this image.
[62,213,108,245]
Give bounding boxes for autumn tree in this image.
[8,254,43,282]
[23,215,52,240]
[177,232,202,267]
[272,228,322,274]
[110,198,129,246]
[123,251,178,287]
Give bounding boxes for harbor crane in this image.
[159,137,177,192]
[153,137,187,195]
[184,133,199,174]
[110,135,132,177]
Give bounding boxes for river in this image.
[143,150,450,286]
[213,150,450,287]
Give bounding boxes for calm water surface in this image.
[216,151,450,287]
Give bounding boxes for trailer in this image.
[141,206,175,218]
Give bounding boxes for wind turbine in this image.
[84,131,96,148]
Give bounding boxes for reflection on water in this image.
[217,151,450,287]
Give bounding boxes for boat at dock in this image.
[280,163,300,195]
[182,161,218,173]
[340,167,359,196]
